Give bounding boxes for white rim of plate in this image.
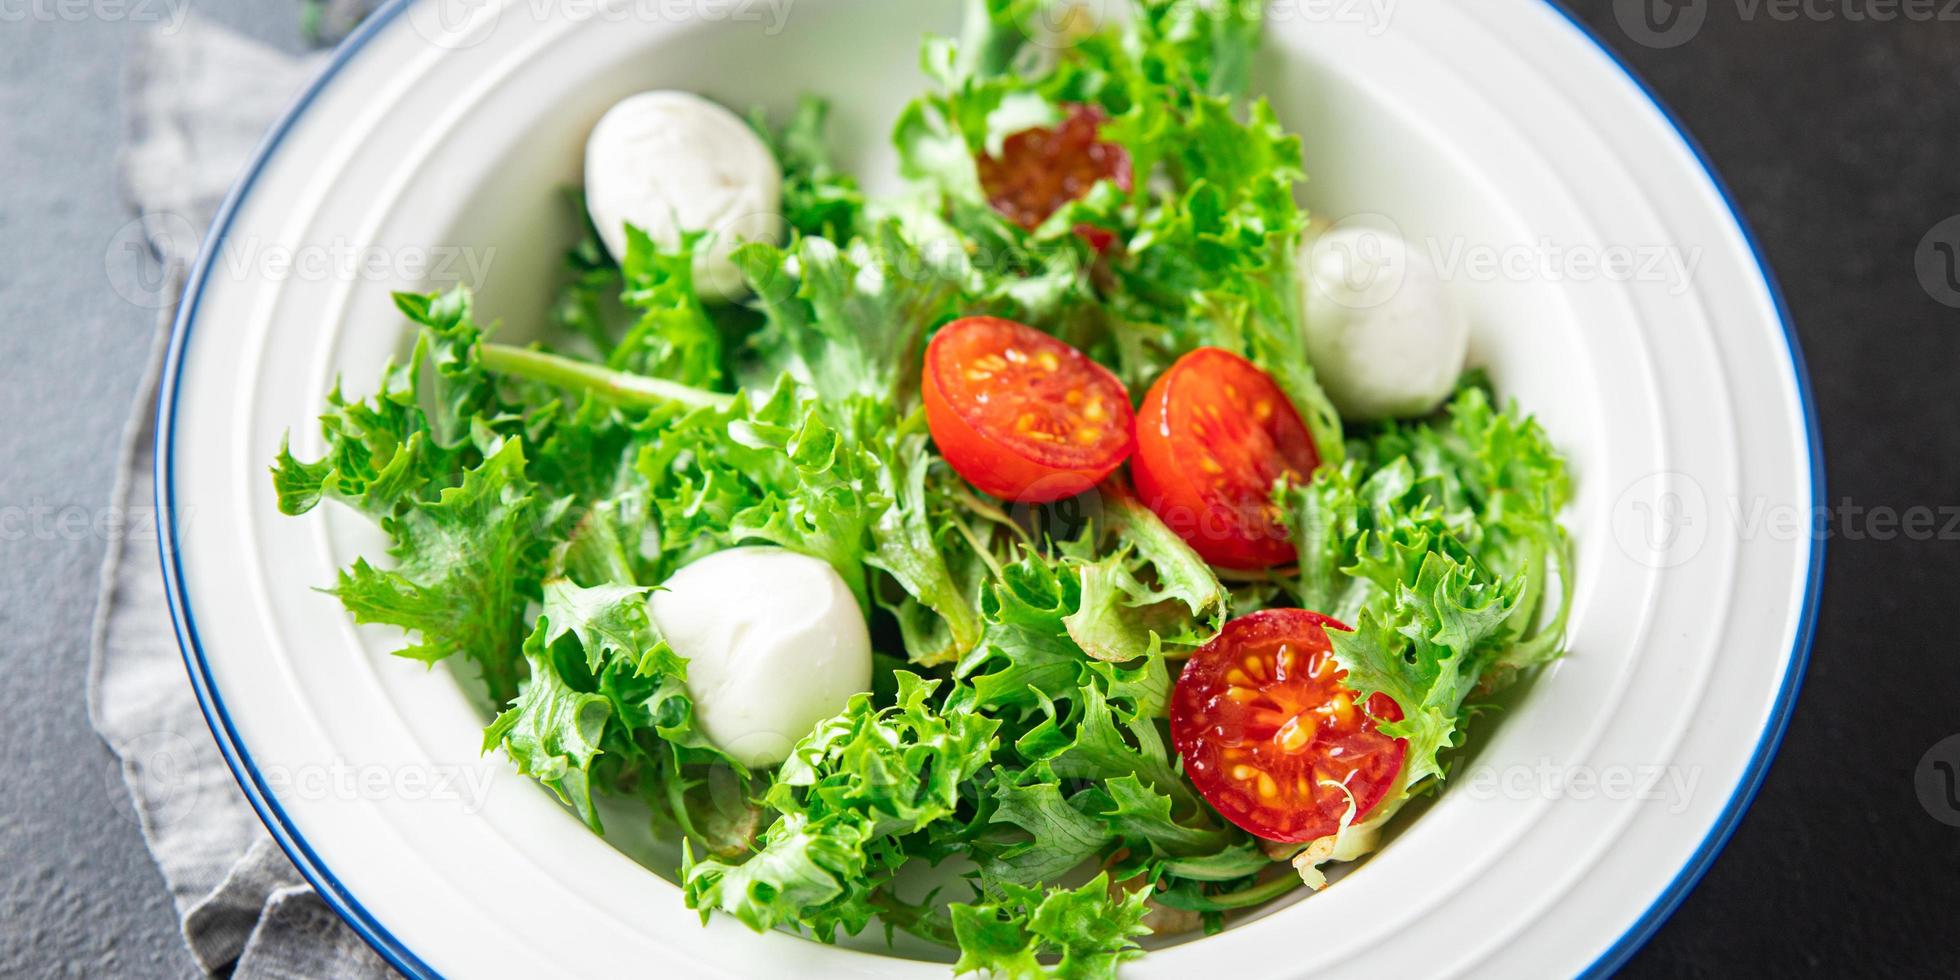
[152,2,1826,977]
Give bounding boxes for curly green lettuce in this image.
[272,2,1575,975]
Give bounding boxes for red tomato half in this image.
[976,103,1132,241]
[1131,347,1319,569]
[1171,609,1407,843]
[923,316,1136,503]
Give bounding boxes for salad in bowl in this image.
[272,0,1572,973]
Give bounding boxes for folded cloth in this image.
[89,18,395,979]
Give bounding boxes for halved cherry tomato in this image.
[1171,608,1406,843]
[1131,347,1319,569]
[923,316,1136,503]
[976,103,1132,242]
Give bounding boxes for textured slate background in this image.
[1,1,1954,976]
[1,5,299,978]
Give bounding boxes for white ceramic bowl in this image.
[157,0,1823,976]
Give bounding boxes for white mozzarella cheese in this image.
[1299,225,1469,421]
[584,90,783,302]
[646,547,870,767]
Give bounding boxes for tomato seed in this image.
[1276,716,1311,752]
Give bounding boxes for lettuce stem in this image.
[1203,872,1303,909]
[481,343,734,412]
[868,887,958,949]
[1155,872,1303,912]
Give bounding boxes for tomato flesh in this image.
[1171,608,1406,843]
[977,103,1132,241]
[1131,347,1320,569]
[923,316,1136,502]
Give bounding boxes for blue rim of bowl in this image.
[152,2,1825,977]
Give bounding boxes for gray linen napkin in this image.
[90,18,396,979]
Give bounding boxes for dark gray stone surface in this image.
[1,1,1953,976]
[0,4,302,978]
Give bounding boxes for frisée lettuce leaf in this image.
[1280,380,1572,813]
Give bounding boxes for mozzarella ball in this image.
[647,547,870,767]
[584,91,783,302]
[1298,225,1469,421]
